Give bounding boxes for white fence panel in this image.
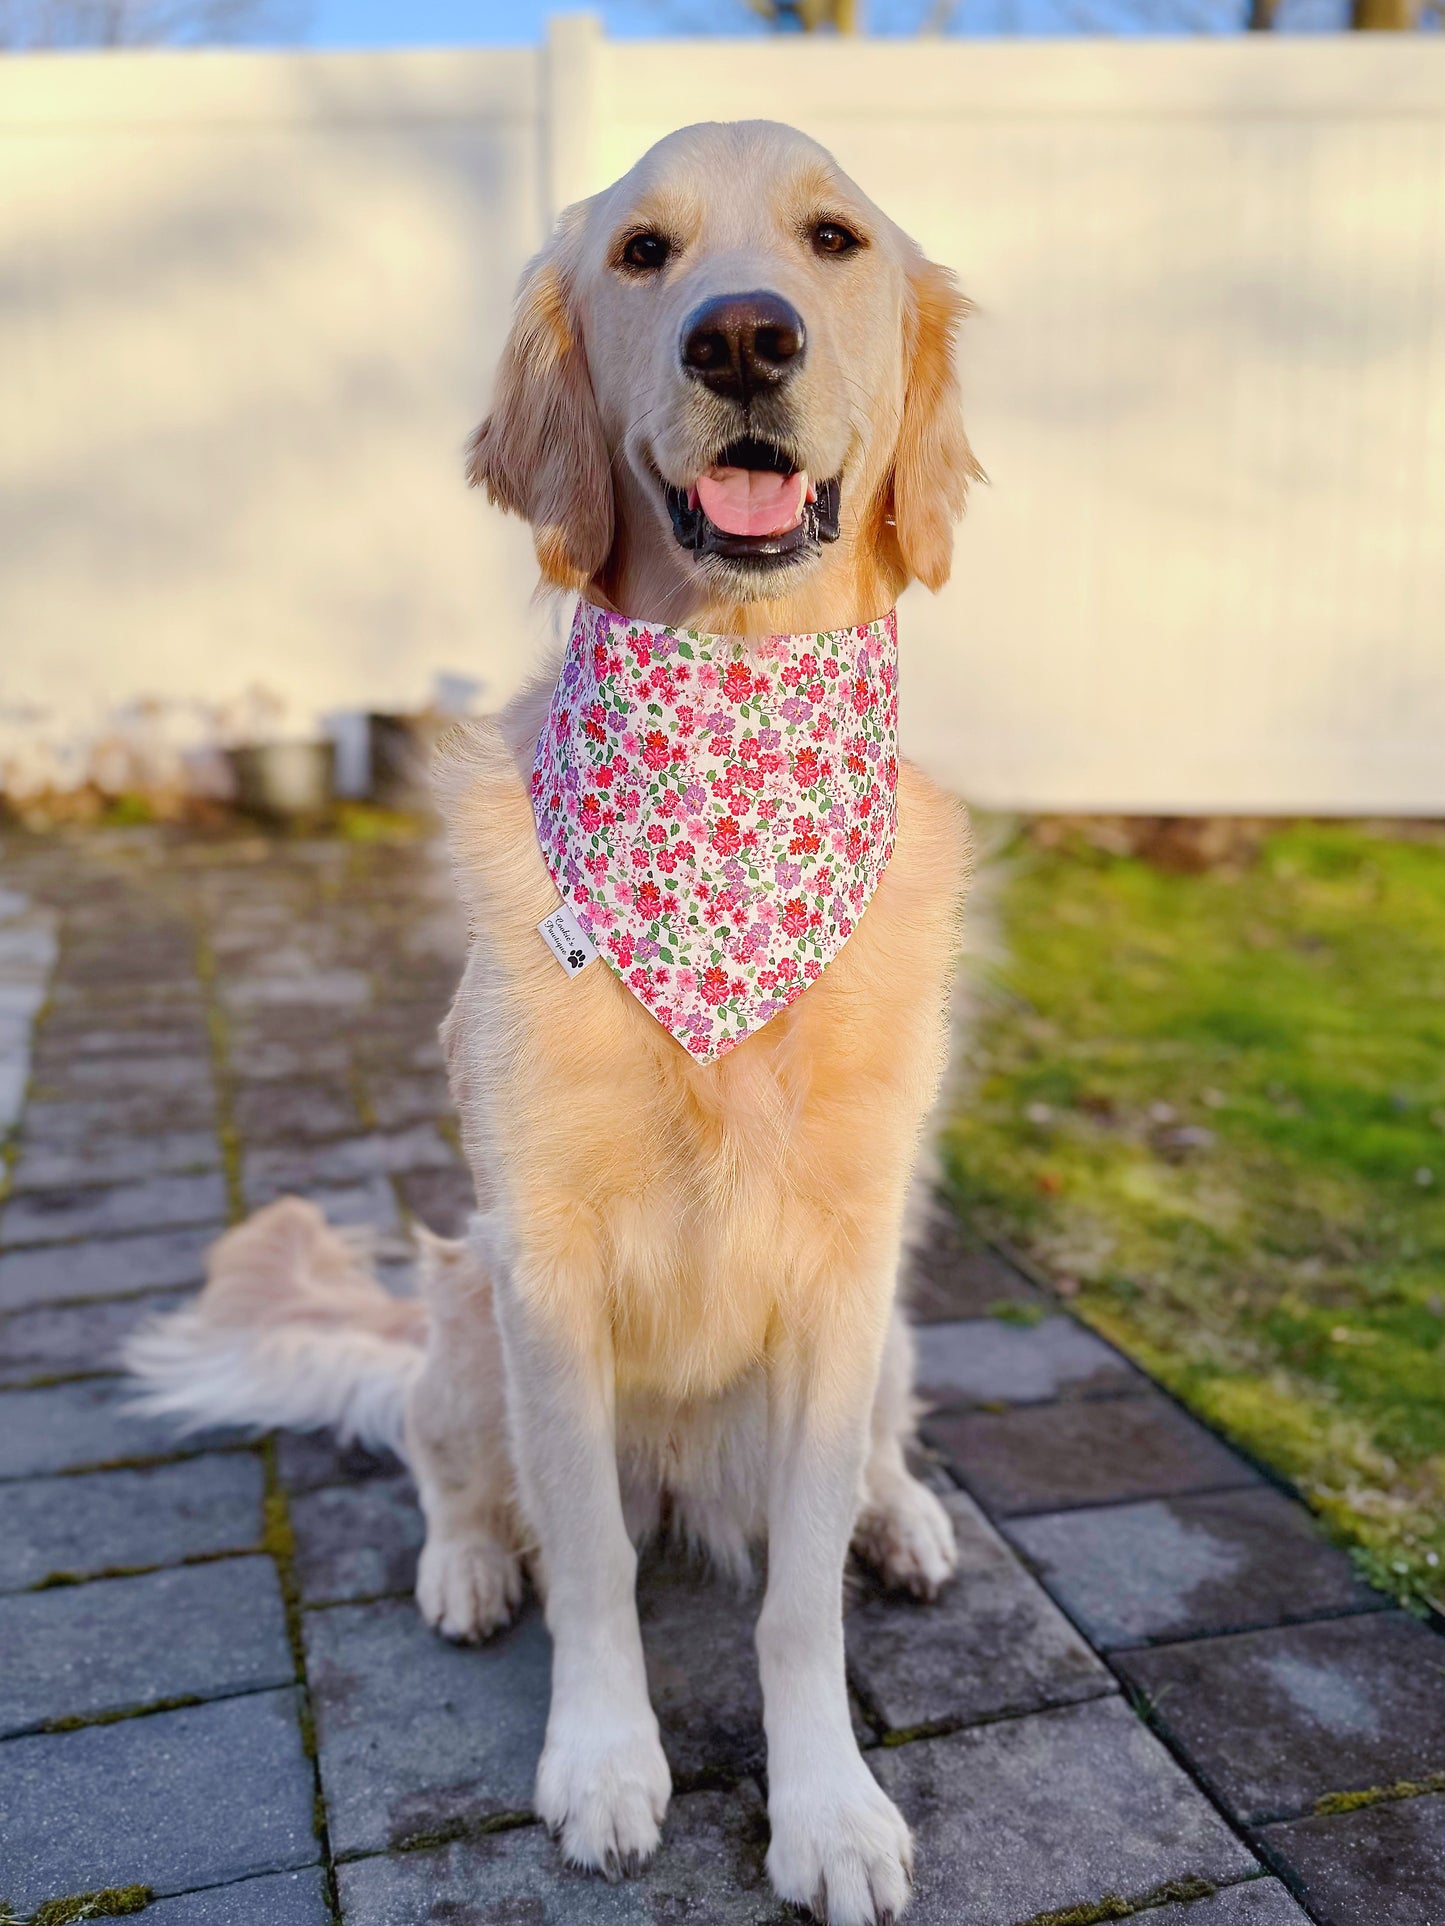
[2,25,1442,811]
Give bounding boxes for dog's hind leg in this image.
[405,1231,526,1643]
[852,1307,958,1601]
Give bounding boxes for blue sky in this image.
[300,0,1010,43]
[294,0,1363,49]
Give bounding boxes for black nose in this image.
[680,291,806,404]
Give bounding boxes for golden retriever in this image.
[130,118,981,1925]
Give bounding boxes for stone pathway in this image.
[1,825,1442,1926]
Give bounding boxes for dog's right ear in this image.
[466,214,613,592]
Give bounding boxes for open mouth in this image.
[663,439,841,565]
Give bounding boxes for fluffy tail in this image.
[124,1196,430,1458]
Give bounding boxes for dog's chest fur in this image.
[439,718,968,1403]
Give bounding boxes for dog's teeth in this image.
[687,486,699,511]
[804,478,816,504]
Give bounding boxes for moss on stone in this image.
[1315,1769,1445,1816]
[988,1300,1049,1327]
[23,1887,152,1926]
[1019,1876,1216,1926]
[44,1695,203,1735]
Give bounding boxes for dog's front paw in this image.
[415,1533,522,1642]
[854,1475,958,1602]
[768,1758,913,1926]
[536,1709,672,1878]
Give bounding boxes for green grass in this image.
[944,820,1445,1611]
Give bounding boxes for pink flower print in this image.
[579,795,602,831]
[711,816,742,858]
[721,661,752,703]
[696,663,720,693]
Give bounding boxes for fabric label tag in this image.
[537,902,598,977]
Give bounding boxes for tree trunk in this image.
[1351,0,1415,25]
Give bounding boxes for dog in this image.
[129,119,982,1925]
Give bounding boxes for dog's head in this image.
[468,120,981,626]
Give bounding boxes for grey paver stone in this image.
[1006,1487,1386,1649]
[32,1020,210,1062]
[291,1474,424,1604]
[336,1784,781,1925]
[0,1687,317,1909]
[0,1288,188,1387]
[221,968,370,1011]
[232,1081,362,1143]
[1258,1791,1445,1926]
[354,1030,445,1074]
[141,1867,332,1926]
[927,1392,1260,1515]
[914,1314,1141,1408]
[869,1697,1257,1926]
[19,1091,220,1148]
[0,1224,219,1310]
[397,1164,477,1237]
[11,1129,221,1192]
[1117,1612,1445,1824]
[0,1377,226,1476]
[32,1053,214,1096]
[46,981,203,1016]
[1136,1880,1313,1923]
[0,1554,293,1735]
[0,1171,228,1247]
[276,1430,402,1493]
[241,1176,400,1232]
[846,1490,1113,1734]
[242,1126,456,1193]
[0,1453,265,1592]
[906,1218,1044,1323]
[637,1553,766,1782]
[228,1036,355,1082]
[365,1073,453,1130]
[305,1595,550,1855]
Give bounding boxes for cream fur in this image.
[129,119,980,1926]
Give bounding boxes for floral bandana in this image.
[531,599,899,1063]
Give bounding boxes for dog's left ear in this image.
[889,255,985,593]
[466,212,613,591]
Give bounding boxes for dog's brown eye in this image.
[812,221,861,258]
[621,231,670,273]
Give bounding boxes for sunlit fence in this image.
[2,21,1442,810]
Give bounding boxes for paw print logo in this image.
[568,949,586,970]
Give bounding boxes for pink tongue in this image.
[696,466,807,539]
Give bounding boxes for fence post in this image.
[543,12,604,228]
